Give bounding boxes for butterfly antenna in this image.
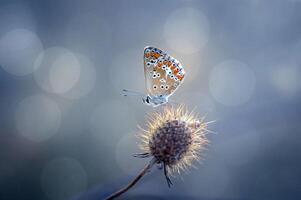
[122,89,144,97]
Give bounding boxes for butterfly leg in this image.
[163,163,173,187]
[133,152,150,158]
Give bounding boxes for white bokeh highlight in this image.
[209,60,256,106]
[49,53,81,94]
[164,7,210,54]
[15,95,61,142]
[61,54,96,99]
[0,29,43,76]
[270,64,300,96]
[41,157,87,200]
[34,47,81,94]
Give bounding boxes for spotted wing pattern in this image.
[144,46,185,97]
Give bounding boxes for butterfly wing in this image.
[143,46,185,98]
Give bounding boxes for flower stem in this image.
[104,158,156,200]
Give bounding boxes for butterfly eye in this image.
[165,85,169,90]
[168,71,172,74]
[153,85,157,89]
[162,65,166,70]
[170,74,174,78]
[147,62,151,67]
[156,73,161,77]
[152,74,157,78]
[160,85,165,89]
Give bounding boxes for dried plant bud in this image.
[137,105,209,186]
[149,120,192,166]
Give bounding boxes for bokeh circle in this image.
[15,94,61,142]
[34,47,81,94]
[60,54,96,99]
[0,29,43,76]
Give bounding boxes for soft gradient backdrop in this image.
[0,0,301,199]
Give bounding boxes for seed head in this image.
[137,105,209,181]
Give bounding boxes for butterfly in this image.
[123,46,185,107]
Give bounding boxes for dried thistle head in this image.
[136,105,210,186]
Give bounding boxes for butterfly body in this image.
[142,95,169,107]
[123,46,185,107]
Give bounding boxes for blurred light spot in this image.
[41,157,87,200]
[164,7,210,54]
[34,47,81,94]
[115,132,146,176]
[270,64,300,96]
[90,100,136,144]
[61,54,96,99]
[110,49,145,93]
[15,95,61,142]
[0,3,36,35]
[209,60,256,106]
[0,29,43,76]
[49,53,81,94]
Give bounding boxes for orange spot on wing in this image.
[177,75,184,81]
[157,62,163,67]
[173,68,179,74]
[154,52,160,58]
[170,65,176,70]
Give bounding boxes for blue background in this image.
[0,0,301,199]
